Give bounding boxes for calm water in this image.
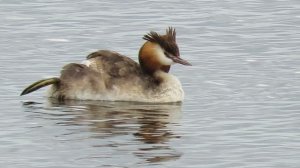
[1,0,300,167]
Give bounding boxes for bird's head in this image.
[139,27,191,75]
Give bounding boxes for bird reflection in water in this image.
[23,98,183,163]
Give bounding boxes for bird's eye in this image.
[164,51,170,58]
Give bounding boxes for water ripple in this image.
[1,0,300,167]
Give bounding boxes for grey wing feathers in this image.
[86,50,142,78]
[86,50,121,59]
[60,63,91,80]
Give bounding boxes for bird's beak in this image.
[170,55,192,66]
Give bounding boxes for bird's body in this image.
[21,28,191,103]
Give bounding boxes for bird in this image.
[20,27,191,103]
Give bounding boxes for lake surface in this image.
[1,0,300,167]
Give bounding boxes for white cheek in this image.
[154,44,174,65]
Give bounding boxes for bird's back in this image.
[50,50,158,101]
[85,50,144,81]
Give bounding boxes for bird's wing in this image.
[85,50,142,78]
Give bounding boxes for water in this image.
[1,0,300,167]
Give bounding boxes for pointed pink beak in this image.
[170,55,192,66]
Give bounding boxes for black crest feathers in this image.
[143,27,179,56]
[166,27,176,41]
[143,27,176,43]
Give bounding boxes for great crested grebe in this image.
[20,27,191,103]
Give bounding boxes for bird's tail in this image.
[20,77,60,96]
